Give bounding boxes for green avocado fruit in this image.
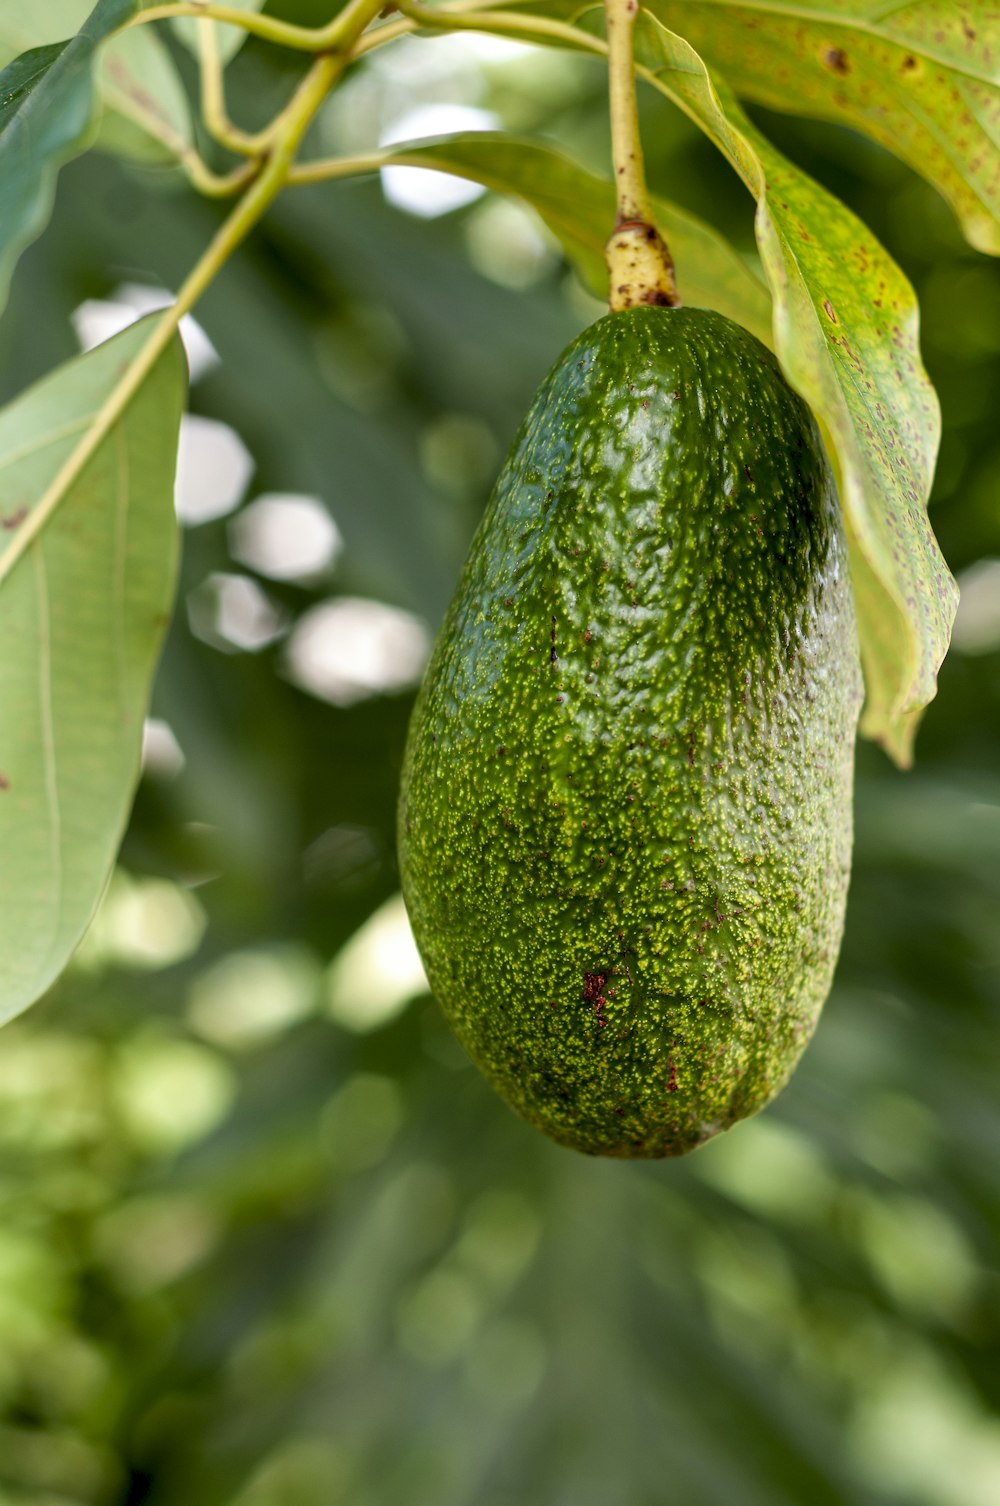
[398,306,863,1158]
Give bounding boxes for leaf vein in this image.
[32,542,62,954]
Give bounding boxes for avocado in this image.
[398,306,863,1158]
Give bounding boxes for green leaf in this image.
[0,317,186,1024]
[639,0,1000,257]
[0,0,139,312]
[491,3,956,761]
[0,2,189,162]
[370,132,773,342]
[94,23,192,165]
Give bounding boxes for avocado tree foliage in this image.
[0,0,993,1027]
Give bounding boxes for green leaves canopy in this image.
[0,318,185,1024]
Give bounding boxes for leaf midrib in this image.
[33,542,64,980]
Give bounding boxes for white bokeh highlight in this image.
[379,104,499,218]
[952,559,1000,656]
[174,415,254,526]
[188,573,286,654]
[141,719,186,781]
[284,597,429,706]
[229,493,342,582]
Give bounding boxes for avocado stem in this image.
[603,0,679,310]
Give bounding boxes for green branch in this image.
[129,0,405,52]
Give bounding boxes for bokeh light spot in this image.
[327,893,429,1033]
[229,493,343,583]
[175,414,254,526]
[188,946,321,1051]
[284,598,429,706]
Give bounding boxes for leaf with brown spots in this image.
[637,0,1000,257]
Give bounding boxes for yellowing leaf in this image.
[641,0,1000,256]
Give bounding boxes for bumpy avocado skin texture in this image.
[399,307,863,1158]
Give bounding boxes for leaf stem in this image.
[128,2,332,51]
[287,150,389,185]
[196,16,264,156]
[391,1,595,53]
[353,15,415,55]
[605,0,650,226]
[130,0,405,52]
[99,43,255,194]
[0,2,385,584]
[602,0,677,308]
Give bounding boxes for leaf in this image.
[0,0,138,312]
[639,0,1000,257]
[0,317,186,1024]
[492,2,956,760]
[367,132,773,342]
[0,1,189,163]
[96,24,192,164]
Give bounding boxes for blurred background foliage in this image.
[0,2,998,1502]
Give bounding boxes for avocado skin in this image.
[399,307,863,1158]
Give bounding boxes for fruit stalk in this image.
[603,0,678,309]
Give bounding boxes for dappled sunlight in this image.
[141,717,186,781]
[111,1031,237,1155]
[321,1073,405,1173]
[76,870,205,973]
[187,946,321,1051]
[380,104,500,218]
[92,1193,222,1295]
[465,195,560,289]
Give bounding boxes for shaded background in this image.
[0,3,999,1501]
